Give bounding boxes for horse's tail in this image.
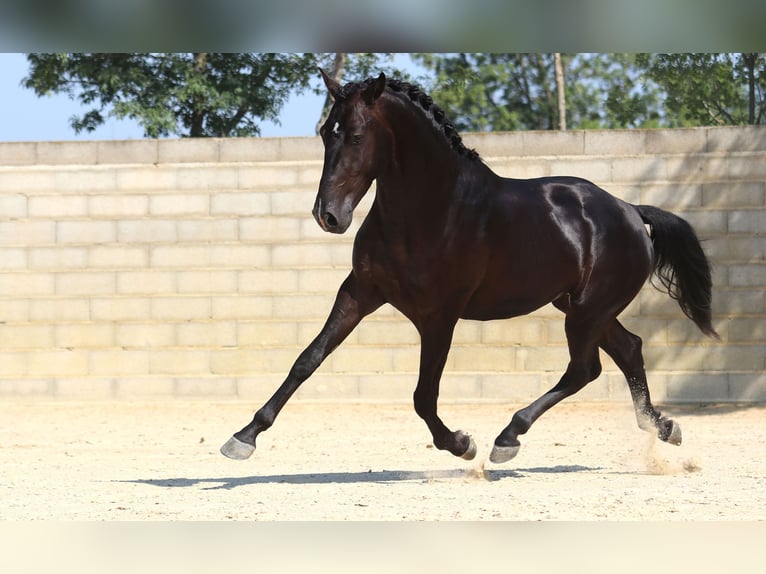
[637,205,719,339]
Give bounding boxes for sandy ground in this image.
[1,399,764,520]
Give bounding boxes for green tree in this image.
[23,53,320,138]
[414,53,663,131]
[638,53,766,126]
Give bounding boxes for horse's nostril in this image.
[324,212,338,229]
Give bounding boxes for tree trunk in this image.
[191,52,208,137]
[554,53,566,130]
[316,53,347,134]
[743,53,757,124]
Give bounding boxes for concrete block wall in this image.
[0,126,763,404]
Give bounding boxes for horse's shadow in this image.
[118,464,598,491]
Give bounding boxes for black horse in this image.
[222,71,718,464]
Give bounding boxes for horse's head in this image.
[313,69,388,234]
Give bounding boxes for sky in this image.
[0,53,420,142]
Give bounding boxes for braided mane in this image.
[339,76,480,161]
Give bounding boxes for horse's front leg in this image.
[221,274,382,460]
[413,321,477,460]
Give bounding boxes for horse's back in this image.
[462,175,652,320]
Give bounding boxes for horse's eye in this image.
[351,134,362,145]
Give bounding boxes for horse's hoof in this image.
[663,421,682,446]
[461,437,478,460]
[489,444,520,464]
[220,436,255,460]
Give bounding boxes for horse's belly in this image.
[460,291,558,321]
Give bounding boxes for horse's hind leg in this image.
[599,319,682,445]
[490,312,604,463]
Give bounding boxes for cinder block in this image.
[90,297,151,321]
[729,264,766,287]
[0,221,57,245]
[116,323,176,348]
[177,220,238,242]
[89,349,150,375]
[0,170,55,193]
[55,272,116,296]
[97,140,158,165]
[238,166,298,190]
[639,183,702,209]
[88,246,148,268]
[270,190,318,215]
[212,296,273,320]
[116,270,176,295]
[114,376,175,398]
[149,350,210,375]
[0,273,55,296]
[175,270,238,294]
[0,324,54,349]
[209,244,270,267]
[175,377,238,397]
[295,268,349,293]
[177,166,238,191]
[28,350,89,376]
[479,373,543,401]
[646,128,706,154]
[0,142,36,165]
[149,193,210,216]
[158,139,219,164]
[118,220,177,243]
[30,299,90,322]
[210,191,271,215]
[237,321,299,347]
[55,377,114,399]
[451,345,515,373]
[522,130,584,156]
[239,269,299,293]
[278,137,323,162]
[702,182,764,207]
[585,129,646,156]
[706,126,766,152]
[239,217,301,243]
[150,245,211,268]
[54,168,117,193]
[550,158,611,182]
[57,221,116,244]
[219,138,280,163]
[356,373,412,400]
[356,320,419,346]
[295,373,359,400]
[51,323,115,349]
[28,195,88,218]
[481,318,545,346]
[89,194,148,217]
[176,321,237,347]
[36,142,98,165]
[611,156,667,183]
[666,373,729,402]
[728,154,766,178]
[272,294,338,319]
[728,211,766,234]
[728,373,766,401]
[465,132,523,158]
[116,166,177,191]
[0,194,28,218]
[150,297,212,321]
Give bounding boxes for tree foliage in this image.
[638,53,766,126]
[414,53,663,132]
[23,53,320,138]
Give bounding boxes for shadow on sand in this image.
[118,464,599,490]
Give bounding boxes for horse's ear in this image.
[362,72,386,105]
[320,68,342,100]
